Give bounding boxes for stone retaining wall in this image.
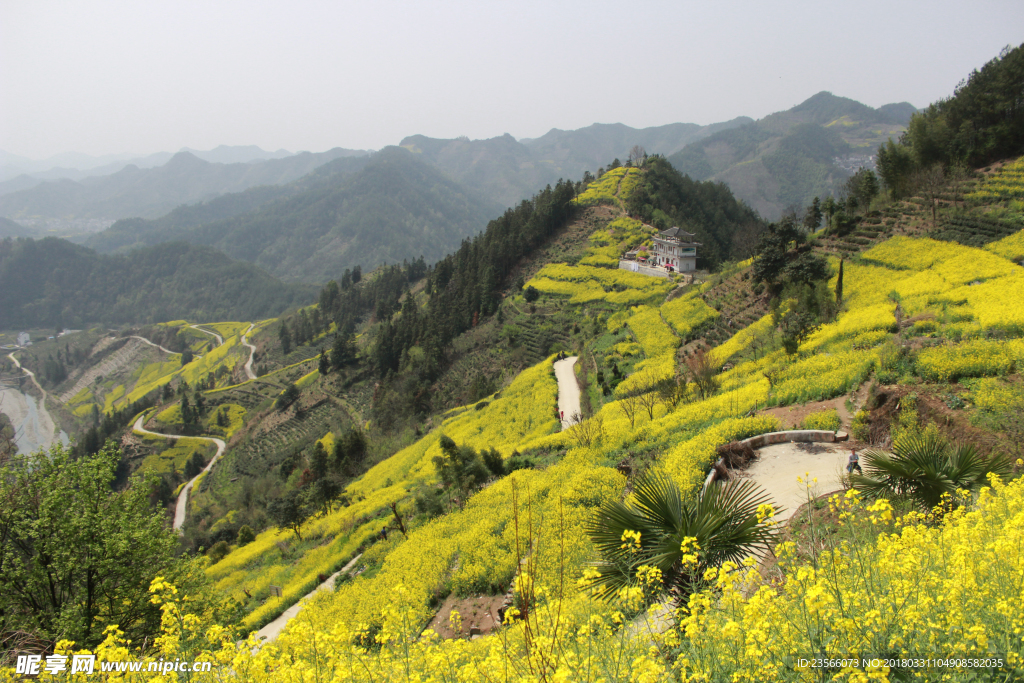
[703,430,849,491]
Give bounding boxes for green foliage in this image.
[930,211,1022,248]
[236,525,255,545]
[586,473,781,604]
[267,489,311,540]
[852,426,1012,509]
[333,428,368,475]
[277,382,300,411]
[626,156,764,268]
[876,43,1024,195]
[753,216,829,292]
[207,540,231,564]
[432,435,491,510]
[0,442,195,647]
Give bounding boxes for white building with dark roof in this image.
[651,227,700,271]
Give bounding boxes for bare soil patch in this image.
[425,594,505,640]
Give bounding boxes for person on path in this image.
[847,448,862,474]
[560,410,564,421]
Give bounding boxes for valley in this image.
[1,41,1023,682]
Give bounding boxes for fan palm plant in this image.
[585,472,782,605]
[850,428,1011,510]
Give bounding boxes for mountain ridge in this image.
[668,91,917,217]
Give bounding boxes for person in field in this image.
[847,448,862,474]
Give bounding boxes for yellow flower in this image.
[621,529,642,552]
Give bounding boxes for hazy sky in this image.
[2,0,1022,160]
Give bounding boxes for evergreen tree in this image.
[310,442,329,481]
[278,322,292,356]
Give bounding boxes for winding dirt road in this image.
[132,415,225,531]
[241,323,257,380]
[191,325,223,348]
[553,356,581,430]
[130,335,178,355]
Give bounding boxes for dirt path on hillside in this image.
[191,325,223,348]
[241,323,257,380]
[130,335,177,355]
[132,415,225,531]
[254,553,363,644]
[554,356,580,430]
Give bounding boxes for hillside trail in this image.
[554,356,580,430]
[191,325,223,348]
[253,553,363,645]
[130,335,178,355]
[132,414,225,531]
[241,323,257,380]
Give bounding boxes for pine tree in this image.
[278,322,292,356]
[836,259,844,305]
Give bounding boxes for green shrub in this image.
[851,410,871,442]
[237,525,255,546]
[207,540,230,564]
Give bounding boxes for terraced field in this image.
[228,399,343,478]
[58,337,149,403]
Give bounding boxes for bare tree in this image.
[686,349,720,400]
[616,391,642,430]
[914,163,946,227]
[948,161,971,209]
[630,370,662,421]
[658,373,689,410]
[628,145,647,168]
[730,221,764,260]
[568,411,604,449]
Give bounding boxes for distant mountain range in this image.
[398,118,752,209]
[0,148,369,223]
[0,144,370,185]
[1,91,918,293]
[84,147,502,283]
[667,92,916,218]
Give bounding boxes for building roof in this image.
[657,226,697,240]
[655,226,701,246]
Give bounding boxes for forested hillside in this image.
[669,91,916,218]
[82,155,371,254]
[0,216,31,238]
[0,237,313,327]
[154,146,503,282]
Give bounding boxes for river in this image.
[1,353,69,455]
